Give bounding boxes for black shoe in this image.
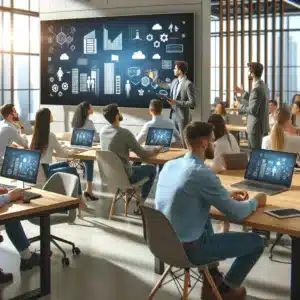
[0,269,13,284]
[20,252,40,271]
[84,192,99,201]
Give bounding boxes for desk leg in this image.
[154,257,164,275]
[40,215,51,296]
[291,236,300,300]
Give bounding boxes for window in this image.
[0,2,40,121]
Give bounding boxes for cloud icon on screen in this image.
[60,53,69,60]
[152,23,162,30]
[132,51,146,60]
[152,54,161,60]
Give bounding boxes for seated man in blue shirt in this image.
[0,188,40,284]
[155,121,266,300]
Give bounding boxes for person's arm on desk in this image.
[0,189,24,206]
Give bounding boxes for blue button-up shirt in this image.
[0,194,10,207]
[155,153,258,242]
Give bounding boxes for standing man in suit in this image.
[167,61,196,146]
[234,62,269,151]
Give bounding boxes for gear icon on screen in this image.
[58,91,63,97]
[146,34,153,41]
[160,33,168,43]
[70,45,76,51]
[49,77,54,83]
[52,84,58,93]
[153,40,160,48]
[62,82,68,90]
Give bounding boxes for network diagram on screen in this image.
[41,13,194,107]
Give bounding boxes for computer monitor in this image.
[145,127,173,148]
[245,149,296,188]
[1,147,41,184]
[71,129,95,147]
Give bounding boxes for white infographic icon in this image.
[70,45,76,51]
[58,91,63,97]
[128,67,141,77]
[152,54,161,60]
[103,27,122,51]
[168,23,179,33]
[132,51,145,60]
[57,67,64,81]
[84,30,97,54]
[80,73,88,92]
[152,24,162,31]
[166,44,184,53]
[133,29,142,40]
[162,60,172,70]
[72,68,79,94]
[48,37,53,44]
[104,63,115,94]
[111,54,119,62]
[141,76,150,87]
[48,26,75,52]
[116,75,121,95]
[159,90,168,96]
[153,41,160,48]
[182,33,186,38]
[52,84,59,93]
[62,82,69,90]
[160,33,168,43]
[48,57,52,62]
[49,77,54,83]
[125,80,131,98]
[60,53,69,60]
[138,89,144,96]
[146,34,154,41]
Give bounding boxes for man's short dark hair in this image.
[0,104,14,119]
[149,99,163,114]
[102,104,119,124]
[175,61,188,75]
[269,100,278,106]
[183,121,213,148]
[247,62,264,78]
[292,94,300,103]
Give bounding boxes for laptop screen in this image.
[145,127,173,147]
[71,129,94,147]
[1,147,41,184]
[245,149,296,188]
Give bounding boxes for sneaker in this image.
[83,192,99,201]
[0,269,13,284]
[20,252,40,271]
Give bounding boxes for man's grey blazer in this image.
[239,80,269,136]
[169,77,196,124]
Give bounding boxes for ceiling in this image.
[211,0,300,18]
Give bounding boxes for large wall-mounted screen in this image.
[41,13,195,107]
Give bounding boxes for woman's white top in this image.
[211,133,240,173]
[262,133,300,153]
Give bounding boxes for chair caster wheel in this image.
[72,247,81,255]
[62,257,70,267]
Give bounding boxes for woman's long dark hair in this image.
[208,114,232,148]
[71,101,90,128]
[30,108,51,155]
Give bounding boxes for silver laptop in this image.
[144,127,173,152]
[69,128,95,150]
[231,149,296,195]
[227,114,245,126]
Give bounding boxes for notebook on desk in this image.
[144,127,173,152]
[231,149,296,195]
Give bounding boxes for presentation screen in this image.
[41,13,195,107]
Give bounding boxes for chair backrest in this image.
[96,150,131,188]
[140,205,192,268]
[42,172,79,222]
[223,152,248,170]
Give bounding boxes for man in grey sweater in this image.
[100,104,159,204]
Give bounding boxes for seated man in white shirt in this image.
[136,99,182,146]
[0,104,28,165]
[268,100,278,130]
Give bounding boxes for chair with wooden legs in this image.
[140,205,222,300]
[96,150,149,219]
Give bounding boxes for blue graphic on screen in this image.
[41,13,194,107]
[245,150,296,188]
[146,127,173,147]
[1,147,41,184]
[71,129,94,147]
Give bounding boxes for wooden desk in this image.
[226,124,247,132]
[74,148,187,165]
[0,188,79,300]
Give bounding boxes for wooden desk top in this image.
[226,124,247,132]
[74,148,187,164]
[212,170,300,237]
[0,187,79,222]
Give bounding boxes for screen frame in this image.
[145,127,173,147]
[40,12,195,107]
[71,128,95,146]
[0,146,41,185]
[245,149,297,188]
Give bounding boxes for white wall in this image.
[40,0,210,134]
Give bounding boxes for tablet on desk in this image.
[265,208,300,219]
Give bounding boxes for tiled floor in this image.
[0,168,292,300]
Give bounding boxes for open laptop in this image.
[69,128,95,150]
[144,127,173,152]
[231,149,296,195]
[227,114,245,126]
[0,147,42,202]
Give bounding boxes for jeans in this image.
[5,220,30,252]
[83,160,94,182]
[129,165,156,201]
[43,162,82,195]
[184,220,264,287]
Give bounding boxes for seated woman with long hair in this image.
[262,107,300,153]
[208,114,240,173]
[30,108,84,198]
[215,102,229,124]
[71,102,99,201]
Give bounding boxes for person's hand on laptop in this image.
[253,192,267,208]
[230,190,249,201]
[8,189,24,202]
[0,188,8,195]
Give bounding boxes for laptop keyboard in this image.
[232,181,285,195]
